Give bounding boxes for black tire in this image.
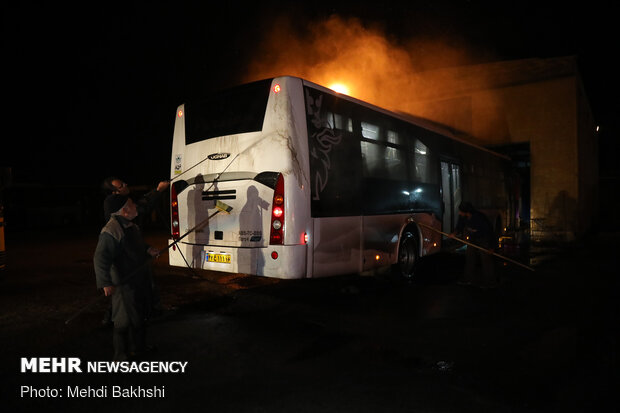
[396,230,419,280]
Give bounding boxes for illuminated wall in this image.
[404,57,598,242]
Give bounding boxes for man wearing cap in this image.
[99,177,168,325]
[451,202,498,289]
[94,194,159,361]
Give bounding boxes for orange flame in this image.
[328,83,350,95]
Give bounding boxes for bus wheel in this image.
[396,231,418,280]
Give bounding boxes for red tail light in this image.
[269,174,284,245]
[171,184,180,240]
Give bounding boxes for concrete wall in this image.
[499,78,579,241]
[404,62,598,242]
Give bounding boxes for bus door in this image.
[440,160,462,233]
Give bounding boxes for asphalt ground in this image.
[0,228,617,412]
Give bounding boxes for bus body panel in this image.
[169,241,307,279]
[169,77,312,278]
[175,177,274,247]
[171,105,186,178]
[311,216,362,277]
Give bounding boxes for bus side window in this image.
[325,112,336,129]
[361,141,408,181]
[334,113,352,132]
[413,139,430,183]
[386,130,401,163]
[361,122,380,140]
[327,112,352,132]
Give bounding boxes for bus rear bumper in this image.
[168,240,307,279]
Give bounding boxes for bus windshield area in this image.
[185,78,273,144]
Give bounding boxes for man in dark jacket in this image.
[100,177,168,325]
[451,202,498,289]
[94,194,159,361]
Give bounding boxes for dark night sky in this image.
[2,1,618,187]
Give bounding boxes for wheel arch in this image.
[395,221,423,264]
[392,221,423,280]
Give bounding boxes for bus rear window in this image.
[184,79,272,144]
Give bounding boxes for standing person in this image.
[100,176,169,325]
[94,194,160,361]
[450,202,498,289]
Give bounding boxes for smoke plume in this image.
[243,15,499,123]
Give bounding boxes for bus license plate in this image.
[206,253,231,264]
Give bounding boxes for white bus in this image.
[169,76,513,279]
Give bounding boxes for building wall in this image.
[407,74,596,242]
[495,78,580,242]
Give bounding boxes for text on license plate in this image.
[206,253,231,264]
